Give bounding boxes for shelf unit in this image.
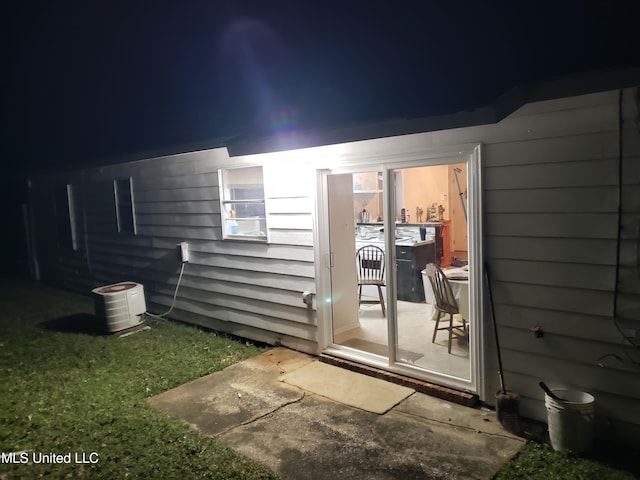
[353,171,383,222]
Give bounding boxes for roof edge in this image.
[228,65,640,157]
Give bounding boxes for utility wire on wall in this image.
[613,89,623,318]
[145,262,186,320]
[598,87,640,369]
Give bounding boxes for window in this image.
[114,178,136,234]
[54,184,77,250]
[219,166,267,240]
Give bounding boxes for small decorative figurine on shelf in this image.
[416,205,424,223]
[428,203,438,222]
[438,204,445,222]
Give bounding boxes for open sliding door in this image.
[317,145,482,394]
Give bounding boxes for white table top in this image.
[444,267,469,281]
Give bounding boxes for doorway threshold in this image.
[319,353,479,408]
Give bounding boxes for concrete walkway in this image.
[149,348,524,480]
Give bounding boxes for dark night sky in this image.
[3,1,639,178]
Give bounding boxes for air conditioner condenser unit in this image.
[92,282,146,333]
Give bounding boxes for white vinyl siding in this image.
[477,88,640,443]
[30,148,318,354]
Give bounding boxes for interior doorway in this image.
[318,148,481,392]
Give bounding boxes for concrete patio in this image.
[149,347,524,480]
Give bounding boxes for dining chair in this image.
[355,245,386,317]
[425,262,467,353]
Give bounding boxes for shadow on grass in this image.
[40,313,106,336]
[588,440,640,477]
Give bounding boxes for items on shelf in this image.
[400,208,410,223]
[428,203,438,222]
[229,209,238,234]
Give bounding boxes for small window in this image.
[54,184,77,250]
[219,166,267,241]
[114,178,136,234]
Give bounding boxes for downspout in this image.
[81,169,93,276]
[25,178,40,280]
[636,87,640,283]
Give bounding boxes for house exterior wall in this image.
[29,86,640,443]
[455,87,639,443]
[29,148,319,354]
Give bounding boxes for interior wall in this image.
[400,165,449,222]
[353,171,383,221]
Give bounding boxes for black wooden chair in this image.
[356,245,386,317]
[425,262,467,353]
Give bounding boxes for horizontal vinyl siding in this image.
[486,212,617,239]
[135,201,221,215]
[433,98,619,147]
[485,157,619,190]
[481,87,640,442]
[148,287,315,337]
[154,307,317,354]
[135,186,220,202]
[490,281,613,316]
[489,258,616,291]
[264,161,316,248]
[134,172,219,191]
[31,148,319,354]
[491,305,627,344]
[485,186,619,213]
[486,236,618,265]
[616,87,640,333]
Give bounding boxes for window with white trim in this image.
[114,178,136,234]
[219,166,267,241]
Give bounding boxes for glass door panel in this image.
[392,163,471,380]
[329,171,389,358]
[324,160,474,385]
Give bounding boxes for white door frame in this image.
[314,143,484,396]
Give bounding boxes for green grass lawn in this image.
[1,277,638,480]
[0,277,278,480]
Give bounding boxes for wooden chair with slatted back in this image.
[425,262,467,353]
[356,245,386,317]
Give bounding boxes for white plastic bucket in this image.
[545,389,595,454]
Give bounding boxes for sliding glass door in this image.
[320,147,481,392]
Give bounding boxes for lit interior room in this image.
[333,163,471,380]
